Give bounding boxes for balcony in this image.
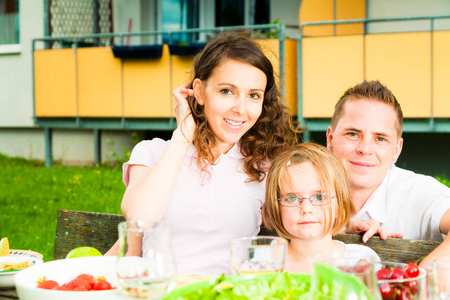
[298,15,450,140]
[32,18,450,166]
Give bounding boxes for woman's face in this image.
[193,58,266,154]
[279,161,334,241]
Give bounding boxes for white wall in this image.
[367,0,450,33]
[112,0,160,45]
[0,0,45,127]
[270,0,301,38]
[0,129,136,164]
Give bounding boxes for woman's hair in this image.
[187,29,298,182]
[262,143,356,240]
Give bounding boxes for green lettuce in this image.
[164,263,375,300]
[164,273,310,300]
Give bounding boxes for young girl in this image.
[262,143,379,273]
[108,30,298,276]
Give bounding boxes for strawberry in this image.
[65,278,92,291]
[76,273,95,288]
[37,280,59,290]
[93,279,113,290]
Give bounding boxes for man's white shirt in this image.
[352,164,450,241]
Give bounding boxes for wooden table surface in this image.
[0,288,18,299]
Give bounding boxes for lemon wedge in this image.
[0,237,10,256]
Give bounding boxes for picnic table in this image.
[1,209,441,299]
[0,288,17,299]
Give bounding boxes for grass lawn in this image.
[0,154,125,261]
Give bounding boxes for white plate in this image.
[15,256,125,300]
[0,250,44,289]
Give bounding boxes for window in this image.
[0,0,19,45]
[215,0,270,27]
[215,0,244,26]
[162,0,199,44]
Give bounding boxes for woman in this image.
[118,30,298,276]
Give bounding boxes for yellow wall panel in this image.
[123,45,172,117]
[77,47,122,117]
[34,49,77,117]
[336,0,365,35]
[258,39,280,76]
[284,39,298,114]
[258,39,286,106]
[300,0,334,36]
[302,35,364,117]
[433,31,450,117]
[171,56,192,89]
[171,55,193,115]
[365,32,431,117]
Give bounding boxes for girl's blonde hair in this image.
[262,143,355,240]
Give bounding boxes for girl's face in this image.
[279,161,334,241]
[193,59,266,154]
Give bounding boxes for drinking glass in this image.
[116,221,177,299]
[427,260,450,300]
[311,255,382,300]
[230,236,288,275]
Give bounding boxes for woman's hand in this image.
[173,82,196,143]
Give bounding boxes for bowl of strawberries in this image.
[14,256,121,300]
[376,261,426,300]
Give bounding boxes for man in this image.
[326,80,450,267]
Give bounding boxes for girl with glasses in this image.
[262,143,379,273]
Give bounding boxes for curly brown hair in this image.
[187,30,299,182]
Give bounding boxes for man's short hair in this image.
[330,80,404,138]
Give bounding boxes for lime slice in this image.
[0,237,9,256]
[66,247,102,259]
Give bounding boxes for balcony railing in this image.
[297,15,450,142]
[32,24,292,167]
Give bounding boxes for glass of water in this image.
[230,236,288,275]
[116,220,177,299]
[427,260,450,300]
[311,255,382,300]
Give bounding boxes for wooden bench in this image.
[54,209,441,263]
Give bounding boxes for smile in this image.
[224,118,245,126]
[350,161,376,168]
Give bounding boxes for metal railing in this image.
[32,23,286,167]
[32,23,286,129]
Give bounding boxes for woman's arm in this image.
[121,83,195,223]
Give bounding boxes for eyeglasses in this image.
[277,193,334,207]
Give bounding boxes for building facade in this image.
[1,0,449,175]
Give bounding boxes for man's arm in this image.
[419,208,450,268]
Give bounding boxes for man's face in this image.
[326,99,403,194]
